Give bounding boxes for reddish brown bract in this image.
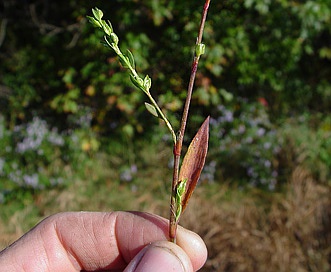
[178,116,209,212]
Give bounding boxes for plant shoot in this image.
[87,0,211,243]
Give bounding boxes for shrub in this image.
[208,97,281,189]
[1,0,330,137]
[278,114,331,184]
[0,114,96,202]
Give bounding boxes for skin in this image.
[0,211,207,272]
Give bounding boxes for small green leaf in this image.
[101,20,112,36]
[107,20,113,32]
[103,36,117,51]
[92,7,103,21]
[175,179,187,221]
[176,179,187,198]
[119,55,130,68]
[144,102,159,117]
[87,16,101,28]
[126,49,135,69]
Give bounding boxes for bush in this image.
[1,0,330,135]
[278,114,331,184]
[208,97,281,189]
[0,114,97,203]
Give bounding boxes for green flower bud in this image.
[110,33,119,45]
[195,43,205,57]
[143,75,152,91]
[92,8,103,21]
[130,74,144,90]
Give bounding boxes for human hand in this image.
[0,211,207,271]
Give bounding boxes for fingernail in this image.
[124,245,186,272]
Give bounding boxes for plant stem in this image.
[147,94,177,144]
[105,37,177,144]
[169,0,211,243]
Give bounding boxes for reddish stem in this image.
[169,0,211,242]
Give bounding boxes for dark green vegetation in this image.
[0,1,330,271]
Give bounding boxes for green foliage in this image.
[0,0,330,194]
[208,103,331,189]
[0,114,97,203]
[1,49,39,126]
[87,7,176,143]
[205,0,331,112]
[1,0,330,132]
[279,115,331,183]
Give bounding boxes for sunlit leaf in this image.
[144,102,159,117]
[178,116,209,212]
[126,49,135,68]
[87,16,101,28]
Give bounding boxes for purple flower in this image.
[238,124,246,134]
[223,110,234,123]
[257,128,266,137]
[264,160,271,168]
[263,142,272,149]
[130,164,138,174]
[23,174,39,188]
[48,129,65,146]
[0,158,4,175]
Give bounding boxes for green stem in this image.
[147,94,177,144]
[104,34,176,143]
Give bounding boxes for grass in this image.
[183,167,331,271]
[0,142,330,272]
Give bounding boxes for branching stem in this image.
[101,24,177,143]
[169,0,211,243]
[87,3,210,244]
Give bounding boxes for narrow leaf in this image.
[175,179,187,222]
[106,20,113,33]
[87,16,101,28]
[119,55,130,68]
[144,102,159,117]
[101,20,112,36]
[126,49,135,69]
[178,116,209,212]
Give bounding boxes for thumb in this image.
[124,241,193,272]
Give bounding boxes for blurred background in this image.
[0,0,330,271]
